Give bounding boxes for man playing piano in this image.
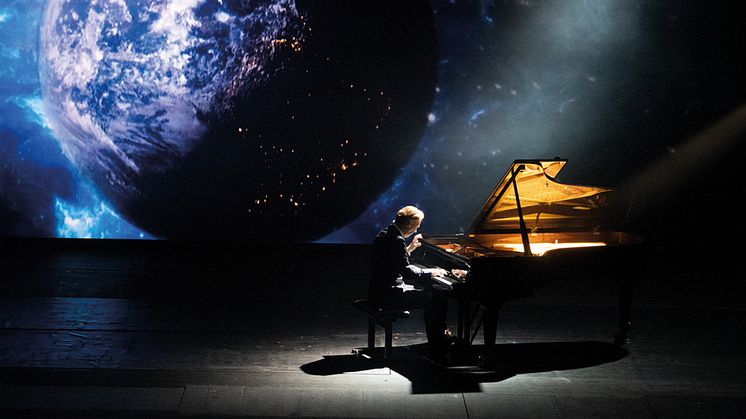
[369,205,452,361]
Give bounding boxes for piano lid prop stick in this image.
[511,165,533,256]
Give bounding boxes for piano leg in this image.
[615,246,646,345]
[368,317,376,349]
[473,302,503,368]
[457,298,475,343]
[483,303,502,349]
[614,275,634,345]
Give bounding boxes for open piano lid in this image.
[468,159,618,234]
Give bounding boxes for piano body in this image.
[411,159,645,346]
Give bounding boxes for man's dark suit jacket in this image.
[369,224,430,307]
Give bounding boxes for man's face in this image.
[401,219,421,238]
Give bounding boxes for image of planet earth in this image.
[39,0,437,240]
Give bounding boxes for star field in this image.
[0,0,743,242]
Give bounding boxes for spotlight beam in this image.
[621,104,746,227]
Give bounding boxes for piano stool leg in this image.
[614,251,644,345]
[384,321,393,361]
[368,316,376,349]
[471,312,484,344]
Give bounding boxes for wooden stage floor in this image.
[0,239,743,418]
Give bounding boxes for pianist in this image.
[369,205,451,360]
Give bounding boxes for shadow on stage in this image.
[300,341,627,394]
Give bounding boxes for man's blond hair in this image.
[394,205,424,227]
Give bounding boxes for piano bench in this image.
[353,299,410,361]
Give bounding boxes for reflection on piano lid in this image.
[425,158,640,258]
[469,159,617,234]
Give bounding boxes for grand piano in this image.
[411,159,645,348]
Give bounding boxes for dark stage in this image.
[0,238,744,418]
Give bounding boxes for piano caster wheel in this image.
[614,321,631,346]
[613,332,630,346]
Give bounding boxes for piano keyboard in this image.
[433,274,462,287]
[414,264,465,287]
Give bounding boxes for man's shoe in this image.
[443,327,453,338]
[444,327,464,348]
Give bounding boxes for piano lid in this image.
[468,159,618,234]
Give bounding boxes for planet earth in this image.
[39,0,437,240]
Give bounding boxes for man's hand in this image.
[451,269,468,279]
[427,267,449,279]
[407,233,423,254]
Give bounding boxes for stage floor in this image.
[0,240,744,418]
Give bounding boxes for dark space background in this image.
[1,0,744,246]
[328,0,746,249]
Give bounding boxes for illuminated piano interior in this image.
[475,160,618,232]
[427,231,641,257]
